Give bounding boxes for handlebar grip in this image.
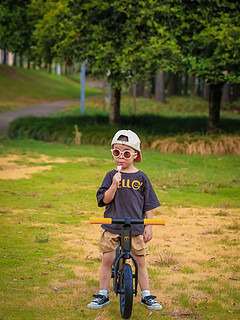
[89,217,112,224]
[144,219,165,226]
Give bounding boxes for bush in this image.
[8,114,240,155]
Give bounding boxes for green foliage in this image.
[171,0,240,85]
[30,0,182,88]
[8,113,240,145]
[0,0,32,56]
[29,0,240,87]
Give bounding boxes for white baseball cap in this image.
[111,129,142,162]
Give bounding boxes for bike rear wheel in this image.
[120,263,133,319]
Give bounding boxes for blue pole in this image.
[81,61,86,114]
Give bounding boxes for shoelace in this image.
[145,295,158,304]
[92,294,106,302]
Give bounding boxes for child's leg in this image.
[133,255,150,290]
[99,250,116,290]
[87,251,115,309]
[133,254,162,310]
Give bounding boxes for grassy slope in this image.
[0,140,239,320]
[0,65,102,112]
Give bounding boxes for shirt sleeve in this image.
[96,171,113,207]
[143,174,161,212]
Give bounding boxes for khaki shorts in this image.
[99,230,150,256]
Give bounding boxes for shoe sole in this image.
[87,301,110,309]
[141,302,163,310]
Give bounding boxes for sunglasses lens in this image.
[112,149,120,157]
[123,151,131,159]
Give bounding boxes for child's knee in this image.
[102,251,115,266]
[135,255,146,268]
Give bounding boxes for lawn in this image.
[0,140,239,319]
[0,65,102,113]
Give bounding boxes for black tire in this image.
[120,263,133,319]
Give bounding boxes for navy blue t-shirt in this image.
[96,170,160,235]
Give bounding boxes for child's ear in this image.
[134,151,138,161]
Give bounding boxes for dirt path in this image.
[0,98,80,137]
[0,77,105,137]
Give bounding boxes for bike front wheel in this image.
[120,263,133,319]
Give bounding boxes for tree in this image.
[29,0,80,71]
[170,0,240,133]
[81,0,179,124]
[31,0,181,125]
[0,0,32,66]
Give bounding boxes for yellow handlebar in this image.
[144,219,165,225]
[89,217,112,224]
[89,217,165,226]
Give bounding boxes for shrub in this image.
[8,114,240,155]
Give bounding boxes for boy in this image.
[87,129,162,310]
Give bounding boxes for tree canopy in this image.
[0,0,32,64]
[1,0,240,131]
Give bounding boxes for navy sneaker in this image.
[87,294,110,309]
[141,295,163,310]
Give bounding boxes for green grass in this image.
[0,140,239,319]
[0,65,102,112]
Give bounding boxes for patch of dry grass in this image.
[150,136,240,155]
[144,207,240,316]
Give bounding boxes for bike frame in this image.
[113,217,138,296]
[89,217,165,319]
[90,217,165,296]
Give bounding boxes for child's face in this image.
[112,143,138,169]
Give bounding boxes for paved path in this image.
[0,99,80,137]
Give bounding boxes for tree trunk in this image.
[168,72,179,96]
[207,83,224,134]
[143,81,151,98]
[109,87,121,126]
[13,53,17,66]
[203,81,210,101]
[132,84,137,112]
[102,79,106,111]
[190,75,196,98]
[155,71,166,103]
[48,62,52,73]
[197,77,203,96]
[20,54,23,67]
[178,74,182,95]
[231,84,240,101]
[136,79,144,96]
[184,71,188,95]
[222,82,230,102]
[3,49,7,64]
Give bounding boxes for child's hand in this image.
[143,225,153,243]
[112,172,122,188]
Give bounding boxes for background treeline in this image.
[1,0,240,134]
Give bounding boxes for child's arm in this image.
[143,210,153,243]
[102,172,121,204]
